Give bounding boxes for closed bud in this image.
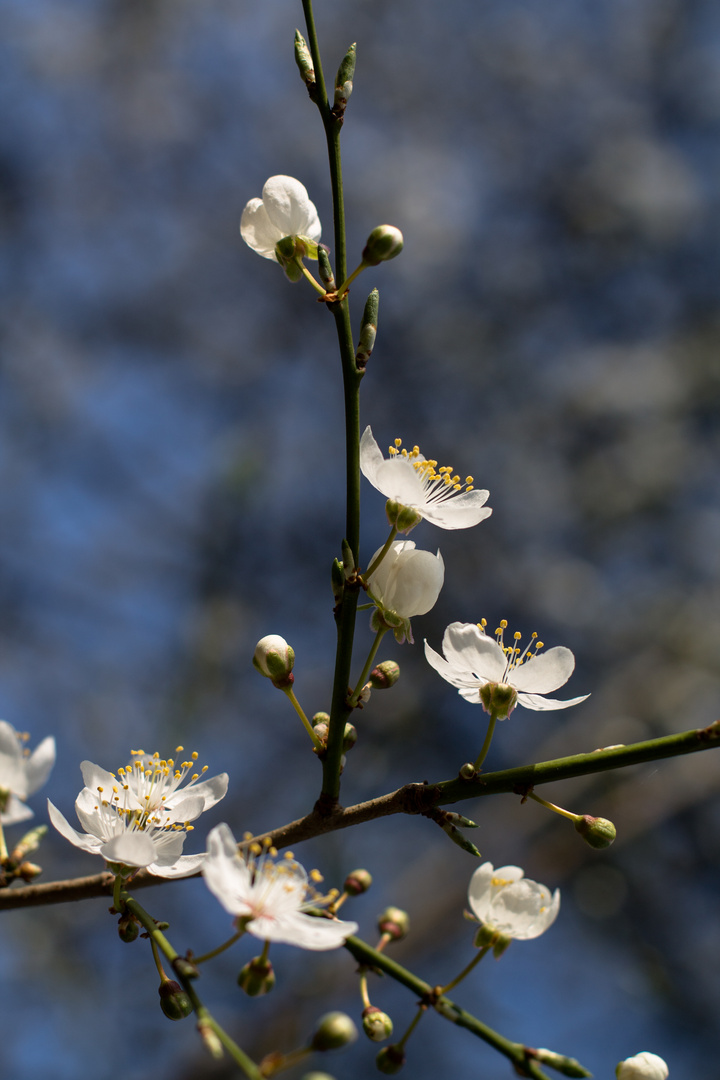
[172,956,200,981]
[369,660,400,689]
[362,1006,393,1042]
[274,236,304,282]
[344,868,372,895]
[253,635,295,688]
[444,811,478,828]
[341,539,356,577]
[332,558,345,603]
[198,1020,224,1059]
[301,1074,337,1080]
[238,956,276,997]
[355,289,379,368]
[318,245,336,291]
[376,1045,406,1074]
[17,861,42,882]
[158,979,193,1021]
[313,711,330,725]
[378,906,409,941]
[534,1048,593,1078]
[615,1052,669,1080]
[313,721,329,745]
[438,820,481,858]
[333,43,356,117]
[294,30,316,91]
[310,1012,359,1051]
[343,723,358,751]
[574,815,617,849]
[362,225,404,266]
[479,681,518,719]
[459,762,477,780]
[117,914,139,943]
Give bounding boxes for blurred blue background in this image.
[2,0,720,1077]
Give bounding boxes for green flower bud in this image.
[342,722,358,751]
[158,979,193,1021]
[378,906,410,942]
[478,681,518,719]
[362,225,404,266]
[574,815,617,849]
[117,914,139,943]
[344,868,373,895]
[313,711,330,725]
[310,1012,359,1051]
[172,956,200,981]
[355,288,379,369]
[369,661,400,689]
[333,43,356,117]
[341,538,356,577]
[459,762,477,780]
[318,245,336,291]
[274,236,304,282]
[376,1044,406,1074]
[534,1048,593,1078]
[294,30,316,92]
[362,1006,394,1042]
[238,956,276,997]
[331,558,345,603]
[253,635,295,689]
[312,721,329,745]
[384,498,423,535]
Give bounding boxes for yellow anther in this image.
[250,842,262,856]
[514,631,522,640]
[176,746,184,753]
[284,851,295,860]
[269,846,277,857]
[310,869,324,883]
[500,620,508,629]
[243,831,253,841]
[536,641,544,650]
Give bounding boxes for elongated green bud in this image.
[341,538,356,577]
[534,1048,593,1078]
[444,811,478,828]
[331,558,345,603]
[333,43,356,118]
[159,980,193,1021]
[439,820,482,858]
[11,824,47,861]
[294,30,316,93]
[356,288,379,369]
[318,245,336,291]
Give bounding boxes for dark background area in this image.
[2,0,720,1077]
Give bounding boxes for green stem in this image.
[396,1002,426,1049]
[299,263,328,295]
[527,790,579,822]
[193,927,246,965]
[336,259,368,298]
[438,945,491,996]
[283,686,325,751]
[150,936,167,979]
[0,821,7,864]
[198,1008,265,1079]
[348,627,387,706]
[113,873,124,913]
[342,934,554,1079]
[364,524,398,578]
[473,710,498,770]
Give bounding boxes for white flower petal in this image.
[101,831,158,867]
[421,489,491,530]
[148,853,207,879]
[262,175,321,239]
[467,862,558,940]
[183,773,229,812]
[369,541,444,618]
[24,736,56,796]
[509,647,575,694]
[442,623,507,682]
[1,796,35,826]
[616,1052,669,1080]
[47,800,104,855]
[240,199,281,260]
[259,911,358,950]
[516,692,591,711]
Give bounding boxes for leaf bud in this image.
[117,914,139,943]
[333,43,356,117]
[362,1005,394,1042]
[312,721,329,745]
[459,762,477,780]
[294,30,316,92]
[343,722,358,751]
[369,660,400,689]
[615,1052,669,1080]
[376,1044,406,1074]
[438,819,481,858]
[198,1020,224,1059]
[172,956,200,980]
[377,906,410,942]
[310,1012,359,1051]
[17,861,43,882]
[331,558,345,603]
[534,1048,593,1077]
[238,956,276,997]
[318,245,336,291]
[444,811,478,828]
[341,539,356,577]
[158,979,193,1021]
[362,225,404,266]
[11,824,47,861]
[253,635,295,688]
[479,681,518,719]
[355,288,379,369]
[574,815,617,849]
[344,868,372,896]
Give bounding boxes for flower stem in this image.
[365,525,399,578]
[282,686,325,751]
[335,259,368,298]
[474,710,499,770]
[299,263,328,295]
[359,969,372,1009]
[396,1002,427,1050]
[526,790,580,822]
[437,945,491,995]
[193,927,246,965]
[348,627,387,706]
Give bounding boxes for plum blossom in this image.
[48,747,228,878]
[424,620,588,715]
[0,720,56,825]
[468,862,560,942]
[359,426,491,532]
[240,175,321,262]
[616,1053,669,1080]
[203,823,358,950]
[367,540,444,643]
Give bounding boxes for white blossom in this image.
[203,823,358,950]
[360,426,491,532]
[468,862,560,940]
[240,175,321,261]
[424,620,588,714]
[0,720,56,825]
[616,1052,669,1080]
[48,747,228,877]
[367,540,444,644]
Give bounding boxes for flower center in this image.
[477,618,545,680]
[112,746,209,814]
[388,438,474,500]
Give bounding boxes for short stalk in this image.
[348,627,388,706]
[150,936,168,980]
[365,525,399,578]
[396,1003,426,1050]
[299,263,328,295]
[193,927,246,965]
[335,259,368,298]
[282,687,325,751]
[198,1006,265,1080]
[359,969,372,1009]
[474,710,499,770]
[113,873,125,913]
[527,790,579,822]
[438,945,491,996]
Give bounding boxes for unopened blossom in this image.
[240,175,321,262]
[616,1052,669,1080]
[203,823,358,950]
[0,720,56,825]
[360,427,491,532]
[367,540,444,643]
[424,620,588,715]
[468,862,560,941]
[48,747,228,877]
